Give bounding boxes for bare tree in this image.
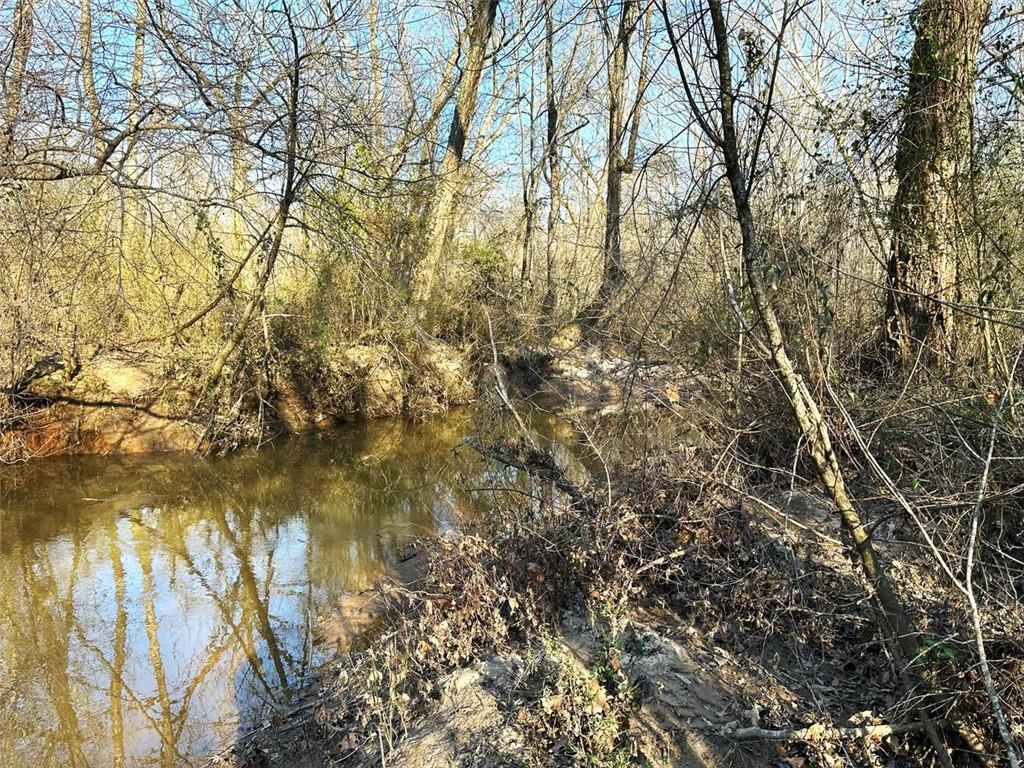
[540,0,561,320]
[1,0,33,159]
[578,0,637,333]
[661,1,959,762]
[203,6,305,387]
[411,0,500,310]
[79,0,104,155]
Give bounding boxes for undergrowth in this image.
[214,363,1024,768]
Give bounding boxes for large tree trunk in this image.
[410,0,499,311]
[885,0,989,368]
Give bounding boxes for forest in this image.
[1,0,1023,766]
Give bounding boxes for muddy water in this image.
[0,408,577,768]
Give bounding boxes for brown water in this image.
[0,408,578,768]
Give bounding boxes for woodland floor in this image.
[214,487,957,768]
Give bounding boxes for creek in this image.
[0,407,578,767]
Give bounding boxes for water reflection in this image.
[0,409,561,768]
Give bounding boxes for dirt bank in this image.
[1,340,476,461]
[1,356,202,458]
[505,332,697,418]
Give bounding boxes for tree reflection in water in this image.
[0,409,577,767]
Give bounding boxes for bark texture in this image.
[886,0,989,367]
[1,0,34,158]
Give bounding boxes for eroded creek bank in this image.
[1,340,475,460]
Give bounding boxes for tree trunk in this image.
[541,0,561,321]
[80,0,105,154]
[579,0,641,332]
[410,0,499,311]
[1,0,34,159]
[520,58,539,288]
[885,0,989,368]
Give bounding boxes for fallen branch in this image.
[463,436,595,513]
[729,720,935,742]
